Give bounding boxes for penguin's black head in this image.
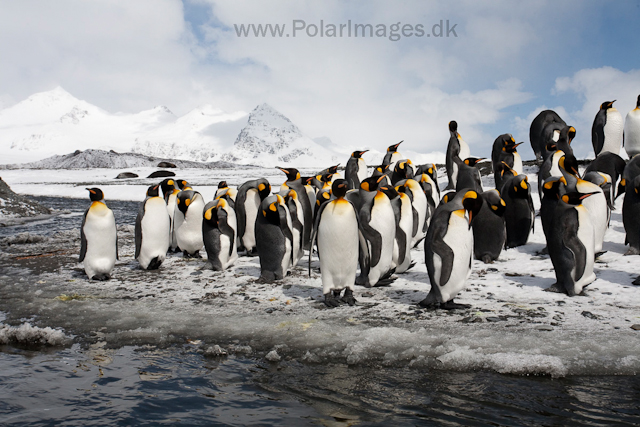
[317,189,332,207]
[484,190,506,216]
[463,157,485,167]
[86,187,104,202]
[541,177,562,200]
[320,172,334,183]
[378,185,399,200]
[636,95,640,108]
[160,178,176,197]
[177,180,190,190]
[326,164,340,174]
[360,176,382,192]
[352,150,368,158]
[387,141,403,152]
[394,159,414,178]
[261,194,286,225]
[203,200,223,226]
[448,121,458,133]
[176,190,195,215]
[561,191,599,206]
[371,164,389,178]
[559,154,580,177]
[218,181,228,189]
[276,167,301,182]
[331,179,349,198]
[499,161,518,178]
[511,175,530,197]
[600,100,616,110]
[257,180,271,200]
[146,184,160,198]
[440,190,456,205]
[461,190,483,223]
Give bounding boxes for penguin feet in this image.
[480,254,494,264]
[146,256,163,270]
[632,276,640,286]
[595,251,607,258]
[323,292,341,308]
[440,300,471,310]
[544,283,565,294]
[244,248,259,257]
[183,251,202,259]
[91,273,111,281]
[355,275,372,288]
[340,289,357,306]
[536,247,549,256]
[624,247,640,256]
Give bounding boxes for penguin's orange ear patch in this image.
[185,199,191,207]
[491,205,498,211]
[562,195,569,203]
[262,210,267,217]
[269,203,277,212]
[258,183,266,191]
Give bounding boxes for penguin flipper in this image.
[135,203,145,259]
[277,205,295,263]
[79,209,88,262]
[412,206,419,238]
[309,200,328,276]
[235,185,249,240]
[431,238,455,287]
[592,114,606,156]
[359,206,383,268]
[528,194,536,233]
[396,226,407,265]
[562,209,586,290]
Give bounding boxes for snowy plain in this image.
[0,164,639,378]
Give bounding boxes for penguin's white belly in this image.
[601,111,623,155]
[318,200,359,293]
[138,198,170,268]
[624,109,640,158]
[281,204,293,275]
[577,182,608,253]
[435,212,472,302]
[175,198,204,253]
[394,197,414,273]
[512,152,523,175]
[458,139,470,160]
[357,159,368,183]
[368,198,396,284]
[574,206,596,293]
[291,199,304,266]
[167,194,178,249]
[242,189,260,250]
[83,206,117,278]
[225,208,239,268]
[550,152,563,178]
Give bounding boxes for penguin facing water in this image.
[624,95,640,158]
[311,179,363,307]
[592,100,623,157]
[135,184,170,270]
[80,188,118,281]
[203,198,238,271]
[420,190,482,309]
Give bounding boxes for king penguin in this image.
[492,134,523,190]
[255,194,294,281]
[622,175,640,255]
[382,141,404,171]
[235,178,271,255]
[584,152,626,205]
[529,110,567,163]
[160,178,180,252]
[396,177,429,247]
[445,121,471,190]
[454,156,485,193]
[282,188,305,267]
[345,150,369,190]
[501,174,535,248]
[624,95,640,158]
[174,189,205,257]
[592,100,623,157]
[381,184,414,274]
[215,181,237,203]
[311,179,363,307]
[202,198,238,271]
[472,189,506,263]
[135,184,170,270]
[546,187,598,296]
[420,190,483,309]
[277,167,313,250]
[79,188,118,281]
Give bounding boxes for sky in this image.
[1,0,639,159]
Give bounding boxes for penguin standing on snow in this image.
[202,198,238,271]
[445,121,470,190]
[420,190,483,309]
[492,134,523,190]
[355,176,397,287]
[160,178,180,252]
[281,188,305,267]
[174,189,205,257]
[381,185,414,274]
[79,188,118,281]
[592,100,623,157]
[501,174,535,248]
[311,179,364,307]
[396,178,429,247]
[472,189,506,263]
[135,184,170,270]
[277,167,313,250]
[624,95,640,158]
[255,194,294,281]
[546,187,598,296]
[529,110,567,162]
[345,150,369,190]
[537,126,578,200]
[235,178,271,255]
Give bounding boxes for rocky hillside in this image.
[0,177,51,222]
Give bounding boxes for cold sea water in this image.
[1,196,639,426]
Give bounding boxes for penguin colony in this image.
[80,96,640,309]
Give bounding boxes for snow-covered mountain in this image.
[0,87,340,167]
